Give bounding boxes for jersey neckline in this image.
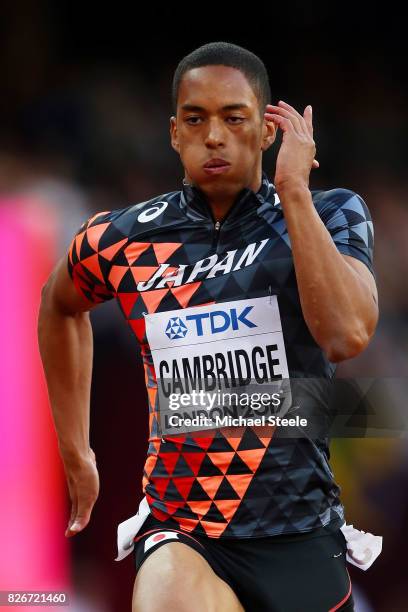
[179,171,279,224]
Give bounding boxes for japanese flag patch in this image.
[144,531,180,553]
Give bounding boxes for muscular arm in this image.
[265,101,378,362]
[38,256,100,536]
[278,182,378,362]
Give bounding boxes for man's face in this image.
[170,65,275,199]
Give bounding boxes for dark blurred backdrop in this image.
[1,2,407,610]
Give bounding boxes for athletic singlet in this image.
[67,172,374,538]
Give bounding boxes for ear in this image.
[261,119,276,152]
[170,116,180,153]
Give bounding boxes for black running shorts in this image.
[133,513,354,612]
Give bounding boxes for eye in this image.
[185,116,203,125]
[227,116,245,124]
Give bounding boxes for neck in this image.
[185,168,263,222]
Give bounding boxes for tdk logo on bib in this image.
[187,306,256,336]
[165,317,188,339]
[165,306,256,339]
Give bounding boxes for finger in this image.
[65,491,78,535]
[70,493,97,534]
[277,100,305,123]
[69,500,76,526]
[263,113,295,134]
[312,159,319,169]
[65,508,91,537]
[265,104,303,134]
[303,105,314,137]
[66,524,81,538]
[278,100,309,135]
[66,479,77,529]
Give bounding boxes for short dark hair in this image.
[172,41,271,115]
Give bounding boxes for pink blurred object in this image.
[0,197,70,596]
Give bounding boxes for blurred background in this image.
[0,2,407,610]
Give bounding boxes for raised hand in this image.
[264,101,319,191]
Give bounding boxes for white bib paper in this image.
[145,296,291,433]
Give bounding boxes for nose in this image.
[204,117,225,148]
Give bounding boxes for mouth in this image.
[203,159,231,175]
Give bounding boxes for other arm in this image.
[265,101,378,362]
[38,218,111,536]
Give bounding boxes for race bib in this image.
[145,296,291,434]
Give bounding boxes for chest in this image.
[114,212,301,349]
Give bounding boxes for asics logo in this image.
[138,201,168,223]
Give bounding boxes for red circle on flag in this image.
[153,533,166,542]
